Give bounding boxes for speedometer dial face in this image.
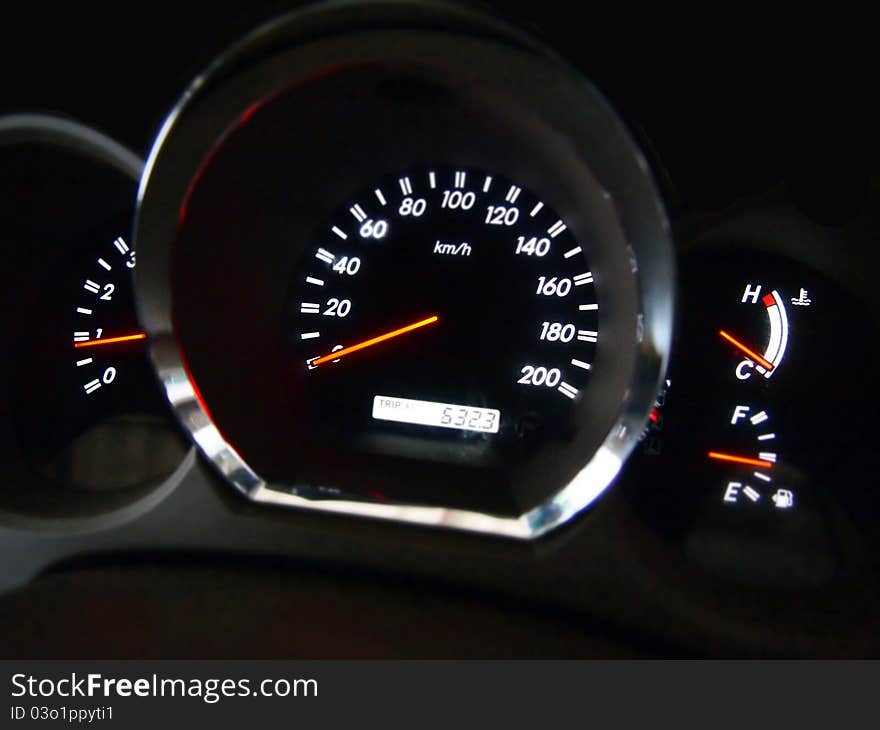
[135,0,675,538]
[290,168,598,464]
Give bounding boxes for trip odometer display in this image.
[290,167,599,461]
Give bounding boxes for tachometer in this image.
[0,114,190,525]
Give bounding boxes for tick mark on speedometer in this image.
[547,220,566,237]
[316,248,335,264]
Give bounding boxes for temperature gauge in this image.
[721,284,790,381]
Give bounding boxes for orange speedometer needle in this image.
[718,330,774,371]
[74,333,147,348]
[310,315,439,367]
[708,451,774,469]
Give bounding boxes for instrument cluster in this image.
[0,1,877,655]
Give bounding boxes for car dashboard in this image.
[0,1,877,658]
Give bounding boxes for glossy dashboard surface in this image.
[0,2,877,657]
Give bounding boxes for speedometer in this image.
[134,0,674,538]
[291,167,598,462]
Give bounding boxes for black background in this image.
[1,2,875,219]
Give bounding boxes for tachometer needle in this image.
[718,330,773,371]
[74,333,147,348]
[310,315,439,366]
[708,451,774,468]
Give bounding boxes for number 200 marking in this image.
[518,365,561,387]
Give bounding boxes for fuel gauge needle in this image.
[707,451,774,469]
[718,330,774,371]
[311,315,438,367]
[74,333,147,348]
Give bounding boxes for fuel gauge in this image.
[707,405,787,510]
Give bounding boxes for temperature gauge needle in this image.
[708,451,774,468]
[311,315,439,367]
[74,333,147,349]
[718,330,774,371]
